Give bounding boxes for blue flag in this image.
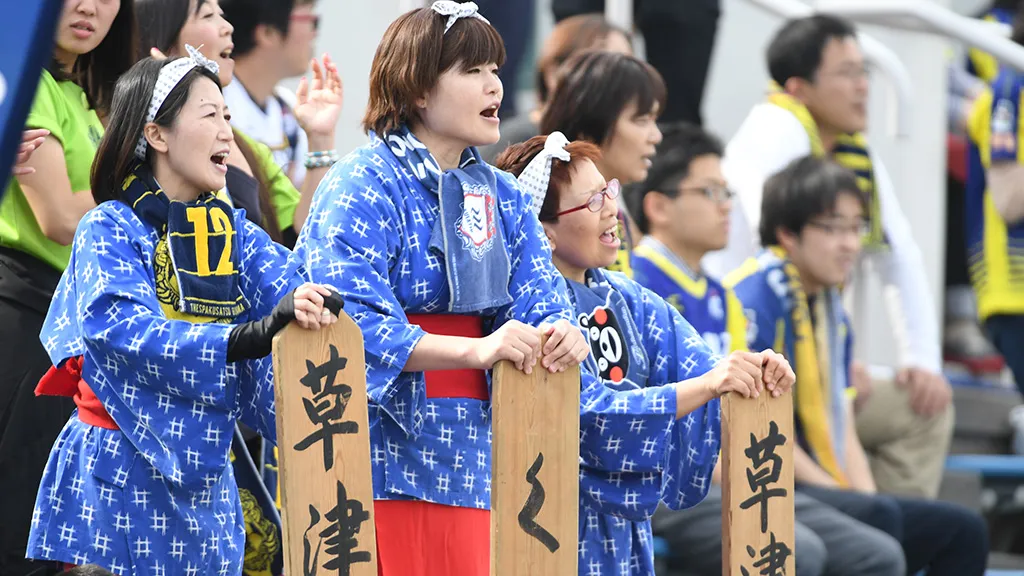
[0,0,61,194]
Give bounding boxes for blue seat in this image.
[947,372,1018,394]
[946,455,1024,478]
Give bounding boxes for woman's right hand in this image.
[702,350,764,399]
[470,320,542,374]
[293,283,339,330]
[12,129,48,176]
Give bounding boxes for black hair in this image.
[91,57,222,204]
[758,156,866,246]
[49,1,138,116]
[134,0,207,59]
[63,565,116,576]
[132,0,286,243]
[221,0,296,58]
[540,51,666,146]
[627,122,724,234]
[766,15,857,87]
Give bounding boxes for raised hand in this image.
[294,54,343,143]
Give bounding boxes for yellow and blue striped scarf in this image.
[767,246,851,486]
[121,162,248,319]
[766,86,887,250]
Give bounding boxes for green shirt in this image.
[0,70,103,271]
[235,130,300,232]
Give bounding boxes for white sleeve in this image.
[869,156,943,373]
[704,105,812,278]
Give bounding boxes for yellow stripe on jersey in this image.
[633,244,707,298]
[966,88,1024,320]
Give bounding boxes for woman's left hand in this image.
[294,54,343,141]
[760,348,795,397]
[539,319,590,373]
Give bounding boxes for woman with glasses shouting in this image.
[496,132,795,576]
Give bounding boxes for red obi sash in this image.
[35,356,119,430]
[406,314,489,401]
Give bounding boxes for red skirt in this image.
[374,314,490,575]
[375,500,489,576]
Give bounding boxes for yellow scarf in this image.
[767,246,850,487]
[766,85,887,249]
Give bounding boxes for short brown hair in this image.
[494,136,603,222]
[363,8,506,136]
[541,51,666,146]
[535,14,630,104]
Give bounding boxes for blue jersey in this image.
[568,268,722,576]
[29,202,302,575]
[632,238,748,355]
[291,135,576,510]
[726,249,854,485]
[965,70,1024,322]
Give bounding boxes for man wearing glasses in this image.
[630,126,908,576]
[630,123,747,359]
[221,0,320,187]
[704,14,954,501]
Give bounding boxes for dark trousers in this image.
[0,252,73,576]
[986,314,1024,396]
[797,484,989,576]
[552,0,721,126]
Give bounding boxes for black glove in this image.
[226,288,344,362]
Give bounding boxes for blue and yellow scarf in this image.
[767,85,887,250]
[120,163,248,319]
[766,246,851,487]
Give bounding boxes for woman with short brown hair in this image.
[292,3,590,575]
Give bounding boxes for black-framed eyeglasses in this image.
[806,218,870,237]
[677,184,734,204]
[554,179,621,218]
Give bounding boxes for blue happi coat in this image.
[291,134,578,509]
[28,202,302,575]
[569,268,723,576]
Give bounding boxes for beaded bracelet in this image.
[305,149,340,170]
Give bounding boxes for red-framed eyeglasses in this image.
[554,179,621,218]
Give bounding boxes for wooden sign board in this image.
[273,314,377,576]
[490,347,580,576]
[721,392,795,576]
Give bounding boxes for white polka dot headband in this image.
[518,132,571,217]
[431,1,490,34]
[135,45,221,160]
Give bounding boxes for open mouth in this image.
[220,46,233,60]
[211,152,229,171]
[599,224,620,247]
[480,105,499,121]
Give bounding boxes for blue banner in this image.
[0,0,62,195]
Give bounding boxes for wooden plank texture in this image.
[491,344,580,576]
[273,314,377,576]
[721,392,795,576]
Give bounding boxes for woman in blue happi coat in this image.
[496,133,797,576]
[28,49,339,575]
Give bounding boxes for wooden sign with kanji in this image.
[490,340,580,576]
[273,314,377,576]
[721,392,796,576]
